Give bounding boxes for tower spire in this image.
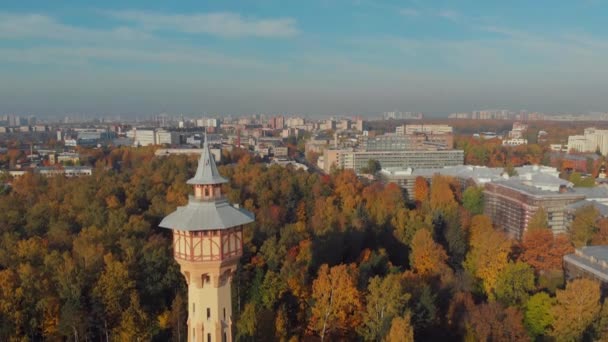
[187,132,228,185]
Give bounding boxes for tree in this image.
[464,215,512,297]
[429,175,457,213]
[570,172,595,187]
[494,261,535,308]
[551,278,601,341]
[571,204,599,247]
[466,302,529,342]
[359,274,410,341]
[92,254,135,336]
[385,313,414,342]
[594,300,608,341]
[412,177,429,205]
[524,292,554,338]
[591,218,608,245]
[114,291,152,341]
[362,159,381,175]
[527,207,548,232]
[392,210,433,246]
[309,264,362,341]
[411,285,437,332]
[520,227,573,274]
[409,229,448,277]
[462,186,484,215]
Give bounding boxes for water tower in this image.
[160,137,254,342]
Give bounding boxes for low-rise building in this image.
[57,152,80,164]
[484,179,584,239]
[322,149,464,174]
[503,138,528,146]
[564,246,608,290]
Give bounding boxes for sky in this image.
[1,0,608,117]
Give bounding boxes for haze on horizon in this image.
[1,0,608,117]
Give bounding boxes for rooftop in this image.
[564,246,608,282]
[159,197,254,231]
[566,200,608,217]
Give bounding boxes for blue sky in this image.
[1,0,608,117]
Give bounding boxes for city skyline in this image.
[2,0,608,116]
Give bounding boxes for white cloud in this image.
[0,45,278,70]
[107,10,298,38]
[437,9,461,22]
[0,12,151,41]
[399,8,420,17]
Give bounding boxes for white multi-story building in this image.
[128,129,156,146]
[398,124,453,135]
[322,149,464,174]
[567,128,608,155]
[155,130,179,145]
[503,138,528,146]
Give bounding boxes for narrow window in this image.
[207,333,211,342]
[223,308,226,320]
[207,307,211,320]
[193,303,195,314]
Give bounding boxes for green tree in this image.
[412,285,437,332]
[571,204,599,247]
[494,261,535,308]
[114,291,152,341]
[527,207,548,232]
[362,159,381,174]
[524,292,554,338]
[92,254,135,336]
[462,186,484,215]
[570,172,595,187]
[359,274,410,341]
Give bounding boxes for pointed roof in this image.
[187,134,228,185]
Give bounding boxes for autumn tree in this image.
[464,215,512,297]
[520,229,573,273]
[465,302,530,342]
[385,313,414,342]
[571,204,600,247]
[412,177,429,205]
[409,229,448,277]
[429,175,458,213]
[592,218,608,245]
[551,278,601,340]
[359,274,410,341]
[309,264,362,341]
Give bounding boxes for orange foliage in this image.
[519,230,574,273]
[410,229,448,276]
[413,177,429,204]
